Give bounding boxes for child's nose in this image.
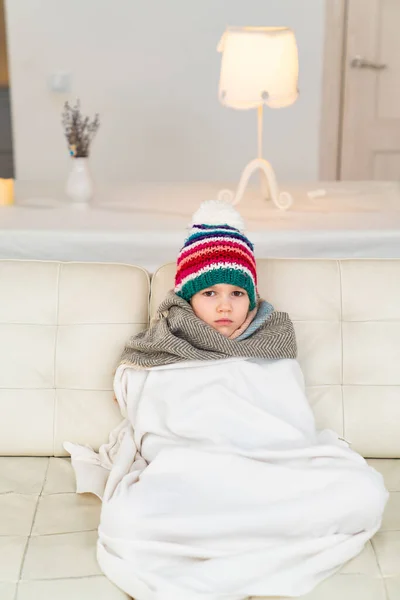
[217,298,232,311]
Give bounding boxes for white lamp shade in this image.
[217,26,299,110]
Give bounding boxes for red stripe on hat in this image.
[178,243,257,272]
[178,238,256,266]
[175,255,257,287]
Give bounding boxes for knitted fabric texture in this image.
[174,223,258,310]
[120,291,297,370]
[234,300,275,341]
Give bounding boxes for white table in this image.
[1,181,400,271]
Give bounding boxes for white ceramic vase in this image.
[65,157,94,206]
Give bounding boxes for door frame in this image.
[319,0,348,180]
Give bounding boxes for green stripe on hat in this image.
[177,268,256,310]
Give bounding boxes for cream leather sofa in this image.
[0,258,399,600]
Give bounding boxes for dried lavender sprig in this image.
[62,99,100,157]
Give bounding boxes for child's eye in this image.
[232,291,245,297]
[202,290,215,297]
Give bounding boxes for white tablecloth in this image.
[1,181,400,271]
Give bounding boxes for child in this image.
[65,199,389,600]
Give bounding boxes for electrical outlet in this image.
[49,72,71,93]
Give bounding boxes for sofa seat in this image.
[0,457,128,600]
[0,457,399,600]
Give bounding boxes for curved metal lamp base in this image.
[218,158,293,210]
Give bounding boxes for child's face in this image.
[190,283,250,338]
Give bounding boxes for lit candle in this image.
[0,179,14,206]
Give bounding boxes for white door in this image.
[340,0,400,180]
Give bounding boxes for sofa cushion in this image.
[0,260,150,456]
[0,456,397,600]
[0,456,129,599]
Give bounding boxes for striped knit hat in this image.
[174,200,258,310]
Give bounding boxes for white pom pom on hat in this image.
[191,199,245,233]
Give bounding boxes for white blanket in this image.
[65,357,389,600]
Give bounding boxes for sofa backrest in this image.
[1,258,399,458]
[0,260,149,456]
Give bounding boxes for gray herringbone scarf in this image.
[120,291,297,369]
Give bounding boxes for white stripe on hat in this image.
[175,262,255,293]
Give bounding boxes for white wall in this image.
[5,0,325,183]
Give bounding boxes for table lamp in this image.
[217,26,299,210]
